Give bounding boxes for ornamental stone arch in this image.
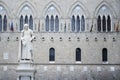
[0,1,10,18]
[68,1,89,32]
[0,1,10,32]
[94,1,117,18]
[94,1,117,32]
[14,1,37,31]
[42,1,62,18]
[14,1,37,18]
[67,1,89,18]
[42,1,62,32]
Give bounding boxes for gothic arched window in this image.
[102,15,106,32]
[97,15,101,32]
[3,15,7,31]
[102,48,108,62]
[107,15,111,32]
[25,15,28,24]
[71,15,75,32]
[55,15,59,32]
[76,48,81,61]
[0,15,2,32]
[45,15,49,31]
[50,15,54,32]
[29,15,33,30]
[81,15,85,31]
[76,15,80,32]
[49,48,55,61]
[20,15,23,31]
[97,5,112,32]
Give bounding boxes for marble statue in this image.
[18,24,34,61]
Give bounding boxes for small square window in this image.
[3,52,9,59]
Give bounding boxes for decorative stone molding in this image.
[77,37,80,41]
[113,37,116,42]
[50,37,54,41]
[95,37,98,41]
[33,37,36,41]
[68,37,71,41]
[59,37,62,41]
[86,37,89,41]
[7,37,10,41]
[104,37,106,41]
[16,37,19,41]
[42,37,45,41]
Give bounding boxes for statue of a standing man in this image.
[18,24,34,61]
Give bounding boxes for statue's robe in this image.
[18,29,34,61]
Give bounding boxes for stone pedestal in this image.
[16,60,36,80]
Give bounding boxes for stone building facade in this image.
[0,0,120,80]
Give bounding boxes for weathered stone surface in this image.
[0,0,120,80]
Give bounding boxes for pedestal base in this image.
[16,60,36,80]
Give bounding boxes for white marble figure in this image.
[18,24,34,61]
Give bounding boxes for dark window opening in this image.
[49,48,55,61]
[45,15,49,31]
[76,48,81,61]
[107,15,111,32]
[71,15,75,32]
[20,15,23,31]
[102,15,106,32]
[102,48,108,62]
[97,15,101,32]
[29,15,33,30]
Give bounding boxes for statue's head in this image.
[24,24,29,30]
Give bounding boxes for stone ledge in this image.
[0,63,120,65]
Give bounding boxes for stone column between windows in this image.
[101,16,103,32]
[79,16,81,32]
[54,16,55,32]
[49,17,50,32]
[75,17,77,32]
[106,16,108,32]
